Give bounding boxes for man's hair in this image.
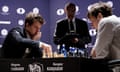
[65,2,76,11]
[25,12,45,27]
[87,1,112,18]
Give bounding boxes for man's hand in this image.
[72,37,79,43]
[90,48,96,58]
[32,32,41,40]
[40,42,53,58]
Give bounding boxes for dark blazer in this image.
[54,18,91,51]
[2,27,42,58]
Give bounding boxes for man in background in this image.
[2,12,52,58]
[53,2,91,54]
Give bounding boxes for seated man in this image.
[87,1,120,59]
[2,12,52,58]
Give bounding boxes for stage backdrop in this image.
[0,0,120,52]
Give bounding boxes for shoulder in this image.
[10,26,23,32]
[75,18,87,24]
[8,26,24,35]
[100,15,120,25]
[75,18,87,26]
[98,15,120,30]
[56,18,67,24]
[75,18,87,23]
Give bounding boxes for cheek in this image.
[92,23,96,28]
[33,29,38,34]
[30,27,36,34]
[91,22,97,28]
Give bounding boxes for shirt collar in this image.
[68,17,75,22]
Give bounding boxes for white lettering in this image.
[47,67,63,71]
[11,67,24,71]
[53,62,63,66]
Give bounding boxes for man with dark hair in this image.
[87,2,120,59]
[53,2,91,54]
[2,12,52,58]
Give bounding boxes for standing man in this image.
[88,1,120,59]
[53,2,91,53]
[2,12,52,58]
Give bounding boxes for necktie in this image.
[70,20,74,31]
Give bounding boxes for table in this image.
[0,57,111,72]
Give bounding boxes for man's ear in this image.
[26,23,29,27]
[64,8,67,14]
[97,13,103,19]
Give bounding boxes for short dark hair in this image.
[65,2,76,11]
[25,12,45,27]
[87,1,112,18]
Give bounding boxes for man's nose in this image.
[37,29,40,32]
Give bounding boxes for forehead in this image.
[89,15,96,20]
[32,21,41,26]
[66,6,75,10]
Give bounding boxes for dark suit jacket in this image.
[2,27,42,58]
[54,18,91,51]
